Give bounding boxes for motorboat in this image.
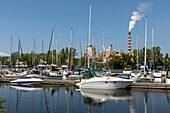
[76,69,134,89]
[3,69,28,79]
[153,66,163,83]
[75,3,134,89]
[10,76,43,86]
[46,65,62,78]
[80,89,132,104]
[67,68,84,81]
[166,69,170,84]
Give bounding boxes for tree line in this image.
[1,46,170,70]
[109,46,170,70]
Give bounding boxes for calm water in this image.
[0,84,170,113]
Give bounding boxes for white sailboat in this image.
[131,32,142,80]
[151,28,164,83]
[76,3,134,89]
[45,26,63,79]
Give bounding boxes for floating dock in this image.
[130,82,170,90]
[0,78,78,86]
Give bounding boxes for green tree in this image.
[109,56,124,69]
[0,98,7,113]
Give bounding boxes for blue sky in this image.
[0,0,170,57]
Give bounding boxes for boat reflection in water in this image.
[10,85,43,91]
[80,89,132,104]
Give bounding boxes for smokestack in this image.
[128,32,131,53]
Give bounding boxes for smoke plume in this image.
[129,3,151,32]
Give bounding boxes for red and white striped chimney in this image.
[128,32,131,53]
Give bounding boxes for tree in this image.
[0,98,7,113]
[109,56,124,69]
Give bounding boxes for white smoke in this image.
[129,3,151,32]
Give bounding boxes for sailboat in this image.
[76,3,134,89]
[66,28,84,81]
[131,32,142,80]
[5,38,28,78]
[10,38,43,86]
[46,26,63,79]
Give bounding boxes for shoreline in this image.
[1,77,170,90]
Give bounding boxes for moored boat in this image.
[76,69,134,89]
[10,77,43,86]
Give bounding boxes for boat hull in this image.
[10,78,43,86]
[79,77,133,89]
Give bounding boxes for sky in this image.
[0,0,170,57]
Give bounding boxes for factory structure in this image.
[82,44,120,63]
[82,31,133,64]
[128,32,131,53]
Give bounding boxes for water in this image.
[0,84,170,113]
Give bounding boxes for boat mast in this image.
[136,32,139,69]
[10,37,12,66]
[42,40,44,61]
[151,28,154,71]
[67,28,73,69]
[52,26,55,65]
[84,36,88,68]
[32,38,36,67]
[79,40,82,66]
[144,16,148,75]
[17,37,23,69]
[17,38,20,69]
[56,37,58,66]
[87,2,92,69]
[48,25,55,64]
[70,28,73,68]
[102,32,105,63]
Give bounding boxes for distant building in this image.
[83,44,120,63]
[82,45,96,59]
[100,44,118,63]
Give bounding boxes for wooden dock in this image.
[0,77,79,86]
[129,82,170,90]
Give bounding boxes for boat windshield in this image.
[91,71,111,77]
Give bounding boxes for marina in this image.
[0,1,170,113]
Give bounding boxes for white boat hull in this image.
[154,77,162,83]
[78,77,133,89]
[68,74,82,81]
[153,72,162,78]
[10,78,43,86]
